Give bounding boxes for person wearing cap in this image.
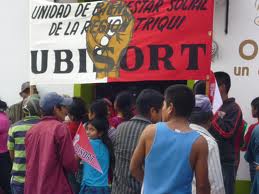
[7,95,41,194]
[24,92,78,194]
[189,94,225,194]
[7,82,38,124]
[0,99,11,194]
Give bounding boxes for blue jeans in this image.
[10,183,24,194]
[222,163,237,194]
[79,185,110,194]
[250,162,256,184]
[251,171,259,194]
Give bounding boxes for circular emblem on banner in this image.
[86,0,135,79]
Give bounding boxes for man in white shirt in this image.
[190,94,225,194]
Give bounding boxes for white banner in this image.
[30,0,107,84]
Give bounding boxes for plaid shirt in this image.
[7,101,25,124]
[111,116,151,194]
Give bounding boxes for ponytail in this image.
[89,118,115,172]
[100,130,115,172]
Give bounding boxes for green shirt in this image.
[7,116,40,184]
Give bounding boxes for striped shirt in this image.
[190,124,225,194]
[7,116,40,185]
[111,116,151,194]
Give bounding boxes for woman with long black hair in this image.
[79,118,115,194]
[110,91,134,129]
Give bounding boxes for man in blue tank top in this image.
[130,85,210,194]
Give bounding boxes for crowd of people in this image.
[0,71,259,194]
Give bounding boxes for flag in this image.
[209,71,223,113]
[73,123,103,174]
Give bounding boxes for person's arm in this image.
[9,150,14,161]
[7,127,15,161]
[210,105,242,139]
[190,136,210,194]
[130,124,156,182]
[56,124,78,173]
[244,127,258,163]
[6,106,16,124]
[241,125,254,151]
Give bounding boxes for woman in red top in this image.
[66,97,88,194]
[110,91,134,129]
[67,97,88,139]
[243,97,259,183]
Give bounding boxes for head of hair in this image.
[68,97,87,122]
[136,89,164,117]
[193,80,206,95]
[88,118,115,171]
[114,91,134,120]
[214,71,231,93]
[89,99,108,119]
[189,107,213,125]
[251,97,259,117]
[0,100,7,112]
[164,85,195,118]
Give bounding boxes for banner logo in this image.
[86,0,134,79]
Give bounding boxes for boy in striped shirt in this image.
[7,95,40,194]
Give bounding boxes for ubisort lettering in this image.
[31,44,206,74]
[74,144,94,163]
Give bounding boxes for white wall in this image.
[0,0,73,107]
[213,0,259,180]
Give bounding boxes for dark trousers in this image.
[0,152,12,194]
[10,183,24,194]
[222,163,237,194]
[251,171,259,194]
[250,163,256,184]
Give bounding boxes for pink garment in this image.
[25,116,78,194]
[109,116,124,129]
[0,112,10,153]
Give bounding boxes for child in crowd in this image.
[103,98,116,119]
[67,97,88,139]
[88,100,108,121]
[243,97,259,183]
[80,118,114,194]
[88,100,117,143]
[110,91,134,128]
[66,97,88,194]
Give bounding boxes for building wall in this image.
[0,0,73,106]
[213,0,259,181]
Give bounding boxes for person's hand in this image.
[217,111,226,118]
[75,155,80,161]
[86,0,135,79]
